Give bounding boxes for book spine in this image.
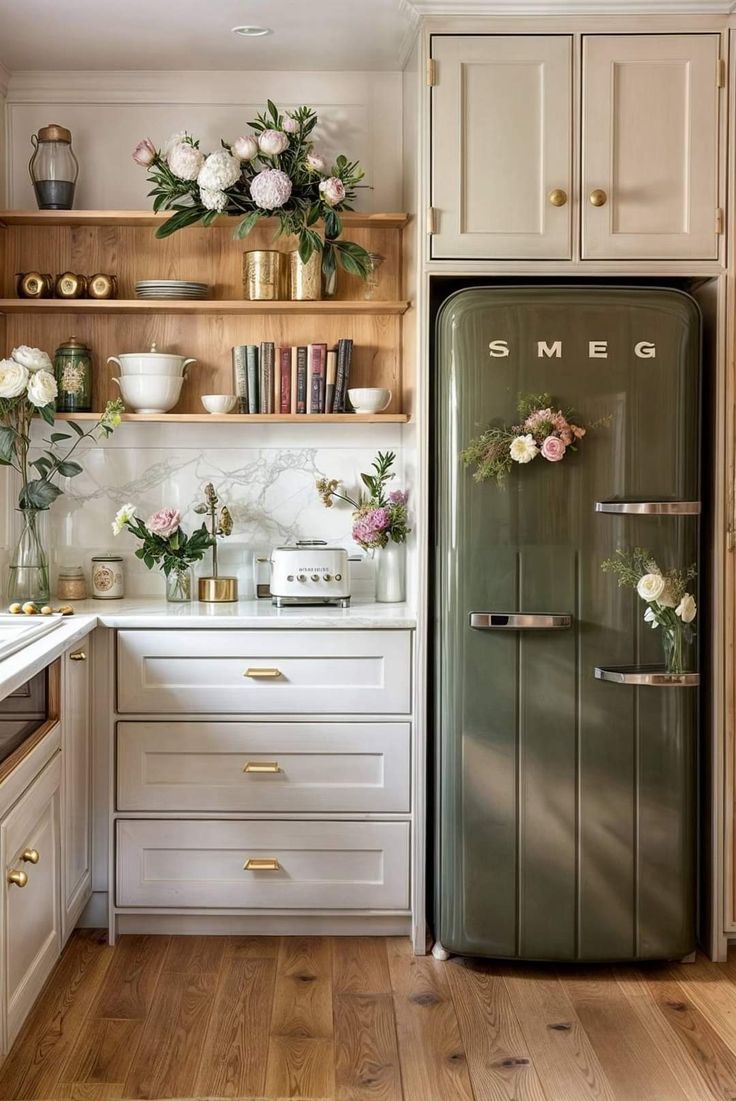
[290,347,298,413]
[246,345,259,415]
[309,344,325,414]
[279,347,291,413]
[325,349,337,414]
[339,338,354,412]
[306,344,315,414]
[296,346,308,414]
[316,343,327,413]
[274,345,281,414]
[260,342,275,414]
[232,345,248,414]
[333,339,348,412]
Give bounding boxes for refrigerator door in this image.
[434,286,700,961]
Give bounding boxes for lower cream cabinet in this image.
[1,754,61,1050]
[61,645,92,941]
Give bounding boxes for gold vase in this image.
[242,250,283,301]
[198,576,239,602]
[288,250,322,301]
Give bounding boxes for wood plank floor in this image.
[4,932,736,1100]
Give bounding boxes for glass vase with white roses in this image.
[0,346,123,604]
[601,547,697,675]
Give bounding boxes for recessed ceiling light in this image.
[231,25,272,37]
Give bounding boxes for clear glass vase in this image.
[662,624,686,675]
[375,541,406,603]
[166,566,193,603]
[7,508,50,605]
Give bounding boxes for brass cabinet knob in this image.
[589,188,608,207]
[69,650,86,661]
[21,849,40,864]
[243,858,281,871]
[548,188,568,207]
[243,761,281,774]
[7,869,28,888]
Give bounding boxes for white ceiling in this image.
[0,0,417,73]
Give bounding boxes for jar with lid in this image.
[91,554,124,599]
[54,336,92,413]
[56,565,88,601]
[28,124,79,210]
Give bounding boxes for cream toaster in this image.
[269,541,351,607]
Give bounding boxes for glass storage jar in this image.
[28,124,79,210]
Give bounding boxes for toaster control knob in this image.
[335,573,342,581]
[311,574,320,582]
[323,574,332,582]
[297,574,306,582]
[287,574,294,582]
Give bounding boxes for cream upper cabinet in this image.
[430,35,573,259]
[582,34,721,260]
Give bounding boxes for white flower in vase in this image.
[199,186,228,212]
[0,359,29,399]
[167,142,204,181]
[112,503,137,536]
[676,593,697,623]
[636,572,666,602]
[249,168,293,210]
[232,135,259,161]
[644,606,659,628]
[27,370,58,408]
[258,129,289,155]
[319,176,346,206]
[11,345,53,372]
[197,149,241,190]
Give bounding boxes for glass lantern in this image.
[28,124,79,210]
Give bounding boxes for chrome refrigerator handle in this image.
[469,613,572,630]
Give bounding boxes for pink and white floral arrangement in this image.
[317,451,410,551]
[461,393,588,485]
[112,504,212,579]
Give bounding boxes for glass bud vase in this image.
[375,541,406,603]
[662,624,686,675]
[7,508,50,605]
[165,566,193,603]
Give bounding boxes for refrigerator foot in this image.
[679,951,696,963]
[432,941,451,961]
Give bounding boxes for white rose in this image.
[11,346,52,373]
[199,186,228,212]
[258,129,289,156]
[0,358,29,399]
[307,153,326,174]
[676,592,697,624]
[26,369,57,408]
[167,141,204,181]
[637,573,666,602]
[112,503,137,536]
[232,135,259,161]
[319,176,346,207]
[509,434,539,464]
[197,149,241,191]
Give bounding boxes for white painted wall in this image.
[3,70,403,210]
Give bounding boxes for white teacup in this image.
[348,387,392,414]
[201,394,237,414]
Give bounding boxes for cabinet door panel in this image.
[431,35,572,259]
[582,34,720,259]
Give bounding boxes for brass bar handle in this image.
[21,848,39,864]
[548,188,568,207]
[243,761,281,774]
[244,667,282,679]
[589,188,608,207]
[7,869,28,888]
[243,858,281,871]
[69,650,86,661]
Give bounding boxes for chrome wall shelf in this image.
[594,501,701,515]
[595,665,699,687]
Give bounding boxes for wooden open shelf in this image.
[0,298,409,316]
[0,210,410,230]
[56,412,409,423]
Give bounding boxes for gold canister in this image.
[288,250,322,301]
[243,250,283,301]
[87,273,118,299]
[16,271,54,298]
[198,576,239,603]
[55,271,87,298]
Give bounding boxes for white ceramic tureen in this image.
[107,342,196,378]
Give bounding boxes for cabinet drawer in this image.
[117,721,410,813]
[117,630,411,715]
[116,819,409,910]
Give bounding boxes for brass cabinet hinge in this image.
[718,57,726,88]
[427,206,438,235]
[716,207,725,234]
[427,58,437,86]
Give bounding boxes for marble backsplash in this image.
[23,424,406,600]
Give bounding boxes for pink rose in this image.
[541,435,566,462]
[319,176,346,207]
[132,138,156,167]
[147,507,181,538]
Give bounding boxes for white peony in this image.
[307,153,326,174]
[637,572,666,603]
[644,606,659,628]
[167,141,204,181]
[11,345,52,373]
[249,168,293,210]
[112,503,137,536]
[509,434,539,464]
[164,130,190,155]
[319,176,346,207]
[258,129,289,156]
[232,135,259,161]
[199,186,228,212]
[0,358,29,399]
[26,369,57,408]
[197,149,241,191]
[283,116,299,133]
[676,593,697,624]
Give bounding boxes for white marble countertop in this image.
[0,598,415,703]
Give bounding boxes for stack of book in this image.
[232,340,354,415]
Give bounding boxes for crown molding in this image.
[405,0,734,12]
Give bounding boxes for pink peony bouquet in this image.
[462,393,589,485]
[317,452,410,551]
[112,504,212,577]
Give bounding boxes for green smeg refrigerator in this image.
[434,286,700,962]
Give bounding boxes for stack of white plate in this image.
[135,280,209,299]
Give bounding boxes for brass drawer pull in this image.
[243,761,281,774]
[21,849,39,864]
[244,858,281,871]
[244,667,282,679]
[7,869,28,888]
[69,650,86,661]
